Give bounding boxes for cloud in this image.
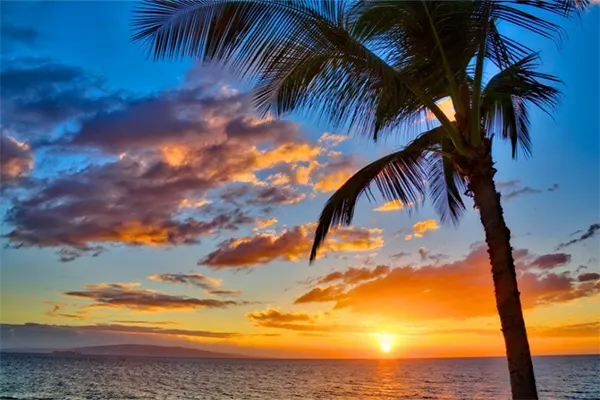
[318,132,347,146]
[578,272,600,282]
[0,58,123,135]
[294,286,346,304]
[1,23,39,47]
[501,182,559,201]
[0,323,239,350]
[525,253,571,270]
[64,282,245,312]
[417,247,447,263]
[390,252,410,260]
[528,322,600,338]
[198,224,384,269]
[0,133,34,184]
[255,218,278,230]
[374,200,411,212]
[496,179,521,189]
[219,184,305,206]
[311,155,357,193]
[148,273,242,296]
[327,245,598,320]
[61,88,299,154]
[3,66,347,260]
[405,219,439,241]
[503,187,543,200]
[45,302,87,320]
[316,265,391,285]
[245,308,362,333]
[557,223,600,250]
[207,289,242,296]
[148,273,222,290]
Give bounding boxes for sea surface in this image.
[1,353,598,399]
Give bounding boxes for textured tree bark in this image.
[467,148,538,400]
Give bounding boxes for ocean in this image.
[1,354,598,399]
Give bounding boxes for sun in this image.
[373,332,396,354]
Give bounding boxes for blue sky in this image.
[0,1,598,358]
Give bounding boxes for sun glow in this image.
[373,332,397,354]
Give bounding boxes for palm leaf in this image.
[309,127,445,263]
[481,53,561,158]
[427,137,467,225]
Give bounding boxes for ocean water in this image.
[0,354,598,399]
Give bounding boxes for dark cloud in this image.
[390,252,410,260]
[417,247,448,263]
[496,179,520,189]
[4,154,255,260]
[1,23,39,48]
[148,273,222,291]
[64,283,245,311]
[503,187,543,200]
[525,253,571,270]
[148,273,242,296]
[500,181,559,201]
[557,223,600,250]
[1,58,123,135]
[0,323,238,350]
[198,224,383,269]
[220,184,305,207]
[208,289,242,296]
[577,272,600,282]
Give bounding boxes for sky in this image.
[0,1,598,359]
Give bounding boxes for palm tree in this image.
[132,1,588,398]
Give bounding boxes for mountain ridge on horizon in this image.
[1,343,254,359]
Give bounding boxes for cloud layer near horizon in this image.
[292,245,599,320]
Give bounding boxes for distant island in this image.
[7,344,252,359]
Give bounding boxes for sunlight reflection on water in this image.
[1,354,598,399]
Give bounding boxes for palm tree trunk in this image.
[468,152,538,400]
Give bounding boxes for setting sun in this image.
[373,333,397,354]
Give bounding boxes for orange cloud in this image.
[294,285,346,304]
[255,218,278,230]
[317,265,391,285]
[405,219,439,241]
[246,307,364,333]
[313,169,354,193]
[199,223,384,269]
[293,246,598,321]
[318,132,347,146]
[374,200,411,212]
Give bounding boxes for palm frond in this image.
[310,127,445,263]
[481,53,561,158]
[491,1,588,43]
[428,137,467,226]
